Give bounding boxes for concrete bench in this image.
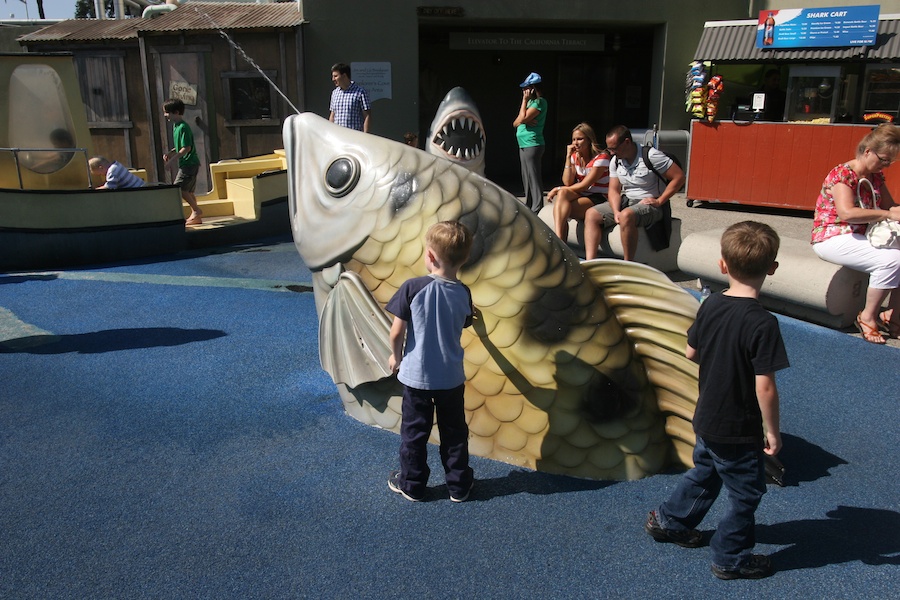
[677,228,868,329]
[537,203,681,272]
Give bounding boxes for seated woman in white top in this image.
[547,122,611,243]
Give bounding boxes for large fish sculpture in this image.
[427,87,486,176]
[284,113,700,480]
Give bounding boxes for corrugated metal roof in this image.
[18,2,304,44]
[869,17,900,60]
[17,18,146,43]
[693,16,900,62]
[138,2,304,33]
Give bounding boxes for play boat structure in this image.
[0,53,289,271]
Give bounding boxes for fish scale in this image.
[285,113,699,480]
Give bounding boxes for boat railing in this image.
[0,146,92,189]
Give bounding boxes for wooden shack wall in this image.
[204,30,301,160]
[95,46,155,177]
[23,26,302,183]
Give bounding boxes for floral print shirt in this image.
[811,163,883,244]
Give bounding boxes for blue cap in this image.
[519,72,542,87]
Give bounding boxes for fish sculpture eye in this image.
[324,157,360,198]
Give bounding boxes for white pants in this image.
[813,233,900,289]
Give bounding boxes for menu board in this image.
[756,5,880,49]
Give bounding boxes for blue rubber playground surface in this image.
[1,233,898,598]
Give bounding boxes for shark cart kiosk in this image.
[685,5,899,211]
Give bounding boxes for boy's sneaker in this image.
[644,510,704,548]
[387,470,423,502]
[450,480,474,503]
[711,554,774,580]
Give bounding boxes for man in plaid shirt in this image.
[329,63,372,133]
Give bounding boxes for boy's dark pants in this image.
[656,436,766,569]
[399,384,473,498]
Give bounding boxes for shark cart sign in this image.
[756,5,880,49]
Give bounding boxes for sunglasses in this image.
[606,138,630,153]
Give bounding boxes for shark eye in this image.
[324,156,360,198]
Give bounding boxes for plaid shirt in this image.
[330,81,371,131]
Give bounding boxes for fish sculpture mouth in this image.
[430,109,485,163]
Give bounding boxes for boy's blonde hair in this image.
[720,221,780,280]
[88,156,110,171]
[426,221,473,268]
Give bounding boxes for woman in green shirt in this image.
[513,72,548,215]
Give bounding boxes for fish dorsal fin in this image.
[319,270,393,388]
[581,259,699,466]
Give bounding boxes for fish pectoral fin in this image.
[582,259,700,465]
[319,270,393,388]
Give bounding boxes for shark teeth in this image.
[432,113,485,160]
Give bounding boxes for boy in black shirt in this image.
[645,221,789,580]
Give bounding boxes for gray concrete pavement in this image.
[671,194,813,241]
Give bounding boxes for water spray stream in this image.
[194,7,301,115]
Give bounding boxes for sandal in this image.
[878,310,900,338]
[856,313,886,344]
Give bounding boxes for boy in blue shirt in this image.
[386,221,475,502]
[645,221,789,580]
[89,156,145,189]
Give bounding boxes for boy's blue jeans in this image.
[656,436,767,570]
[398,384,473,498]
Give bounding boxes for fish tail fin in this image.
[582,259,699,468]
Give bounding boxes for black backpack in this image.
[640,145,684,192]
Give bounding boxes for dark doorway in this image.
[418,24,655,194]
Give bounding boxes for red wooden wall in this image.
[686,121,896,211]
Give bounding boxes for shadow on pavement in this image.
[0,327,226,354]
[776,433,848,486]
[0,274,60,284]
[759,505,900,570]
[428,468,617,503]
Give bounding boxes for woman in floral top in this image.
[812,124,900,343]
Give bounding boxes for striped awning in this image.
[693,16,900,62]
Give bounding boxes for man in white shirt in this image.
[584,125,684,261]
